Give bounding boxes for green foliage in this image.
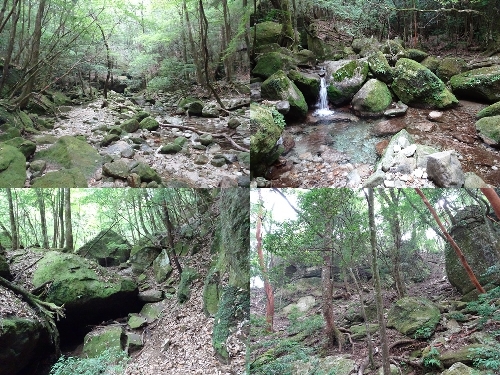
[422,346,442,369]
[287,313,324,337]
[447,311,468,322]
[49,348,128,375]
[469,345,500,373]
[466,286,500,327]
[414,326,433,339]
[270,108,286,129]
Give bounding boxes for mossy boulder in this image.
[436,57,467,82]
[178,97,203,116]
[381,38,405,56]
[450,66,500,103]
[252,52,297,80]
[350,323,379,340]
[27,94,55,114]
[212,285,249,363]
[160,143,182,154]
[133,111,150,122]
[404,48,428,62]
[476,101,500,119]
[291,355,356,375]
[177,267,199,303]
[327,59,370,105]
[475,115,500,147]
[121,118,140,133]
[33,136,102,178]
[0,144,26,187]
[152,249,173,283]
[368,51,394,83]
[140,117,159,131]
[294,49,316,67]
[261,70,308,119]
[77,229,130,267]
[351,79,392,117]
[250,103,284,177]
[287,70,320,104]
[129,237,162,273]
[31,168,88,187]
[392,58,458,109]
[352,37,381,57]
[130,162,161,183]
[387,297,441,338]
[203,269,220,317]
[421,55,440,72]
[253,21,282,48]
[439,344,493,368]
[83,326,126,358]
[306,35,339,61]
[48,91,71,106]
[2,137,36,158]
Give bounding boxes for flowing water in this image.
[313,76,335,117]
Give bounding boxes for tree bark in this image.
[162,198,183,275]
[58,189,65,249]
[480,188,500,220]
[6,188,19,250]
[64,188,73,252]
[183,0,203,85]
[36,189,49,249]
[415,188,485,294]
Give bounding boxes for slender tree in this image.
[64,188,73,252]
[6,188,19,250]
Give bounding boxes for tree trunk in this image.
[415,188,485,293]
[481,188,500,219]
[183,0,203,85]
[64,189,73,252]
[256,190,274,333]
[95,21,111,99]
[162,198,183,275]
[367,189,391,375]
[36,189,49,249]
[6,188,19,250]
[58,189,65,249]
[221,0,233,81]
[0,0,20,95]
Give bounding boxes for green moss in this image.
[477,101,500,119]
[252,52,297,79]
[332,60,369,82]
[287,70,320,103]
[436,57,466,82]
[83,327,125,358]
[212,286,249,363]
[2,137,36,158]
[449,66,500,102]
[253,21,282,48]
[475,115,500,144]
[404,48,428,62]
[352,79,392,116]
[0,144,26,187]
[177,267,199,304]
[202,268,220,317]
[139,117,159,131]
[31,168,88,187]
[421,56,440,72]
[368,51,394,83]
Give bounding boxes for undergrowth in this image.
[49,348,128,375]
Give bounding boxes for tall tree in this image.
[6,188,19,250]
[64,188,73,252]
[36,189,50,249]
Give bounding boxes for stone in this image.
[404,48,428,62]
[202,103,219,118]
[261,70,308,119]
[426,151,465,187]
[128,314,148,329]
[77,229,130,266]
[153,249,173,283]
[392,58,458,109]
[0,144,26,187]
[29,160,47,173]
[350,323,379,340]
[441,362,475,375]
[203,269,220,317]
[275,100,290,115]
[421,55,440,72]
[253,21,282,48]
[378,129,414,172]
[130,162,161,183]
[326,59,370,105]
[129,237,162,273]
[174,137,188,147]
[194,155,209,165]
[384,101,408,117]
[252,52,297,79]
[31,168,88,187]
[2,137,36,159]
[476,101,500,119]
[121,118,140,133]
[227,117,241,129]
[363,169,386,187]
[101,134,120,146]
[450,65,500,102]
[352,36,381,57]
[287,69,320,104]
[83,326,125,358]
[102,159,131,179]
[440,344,493,367]
[141,302,164,323]
[138,289,163,303]
[368,51,394,83]
[177,267,199,303]
[352,79,392,117]
[198,134,214,146]
[428,111,444,122]
[291,354,355,375]
[475,115,500,147]
[134,111,150,122]
[436,57,467,82]
[371,120,405,136]
[387,297,441,338]
[126,332,143,354]
[463,172,489,188]
[211,157,226,167]
[160,143,182,154]
[140,117,159,131]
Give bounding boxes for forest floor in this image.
[249,254,490,375]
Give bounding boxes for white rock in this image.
[428,111,443,122]
[401,144,417,157]
[393,144,402,153]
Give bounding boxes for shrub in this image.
[49,348,128,375]
[422,346,441,369]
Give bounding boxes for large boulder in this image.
[441,362,476,375]
[436,57,467,82]
[33,136,102,178]
[445,206,500,296]
[253,21,282,48]
[476,101,500,119]
[450,65,500,102]
[2,137,36,159]
[152,249,173,283]
[0,144,26,187]
[292,355,355,375]
[77,229,131,266]
[31,168,88,187]
[368,51,394,83]
[0,285,54,375]
[426,151,465,187]
[475,115,500,147]
[250,103,283,177]
[261,70,308,119]
[326,59,369,105]
[252,52,297,80]
[351,79,392,117]
[287,70,320,104]
[83,326,126,358]
[387,297,441,338]
[392,58,458,109]
[129,237,162,273]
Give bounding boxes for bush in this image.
[49,348,128,375]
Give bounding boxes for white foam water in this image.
[314,76,334,116]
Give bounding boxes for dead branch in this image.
[387,7,482,15]
[390,356,424,369]
[389,339,417,351]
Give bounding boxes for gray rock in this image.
[384,102,408,117]
[426,151,465,187]
[102,159,131,179]
[275,100,290,115]
[198,134,214,146]
[194,155,209,165]
[363,169,385,187]
[160,143,182,154]
[126,332,143,354]
[463,172,489,188]
[211,157,226,167]
[138,289,164,303]
[227,117,241,129]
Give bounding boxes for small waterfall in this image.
[314,74,334,116]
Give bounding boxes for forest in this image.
[0,188,249,375]
[0,0,251,188]
[250,188,500,375]
[250,0,500,188]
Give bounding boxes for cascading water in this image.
[314,74,334,116]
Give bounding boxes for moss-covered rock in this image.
[177,267,199,303]
[77,229,130,267]
[436,57,467,82]
[133,111,150,122]
[287,69,320,104]
[387,297,441,338]
[306,35,339,61]
[48,91,71,106]
[327,59,370,105]
[392,58,458,109]
[294,49,316,67]
[83,326,126,358]
[252,52,297,79]
[476,101,500,119]
[152,249,173,283]
[0,144,26,188]
[178,97,203,116]
[352,37,381,57]
[130,162,161,183]
[351,79,392,117]
[121,118,140,133]
[381,38,405,56]
[0,255,11,279]
[291,355,356,375]
[404,48,428,62]
[450,66,500,103]
[250,103,283,177]
[27,94,55,114]
[140,117,159,131]
[441,362,476,375]
[1,137,35,159]
[253,21,282,48]
[439,344,493,367]
[261,70,308,119]
[475,115,500,147]
[350,323,379,340]
[421,55,440,72]
[33,136,102,178]
[368,51,394,83]
[160,143,182,154]
[101,134,120,147]
[31,168,88,187]
[203,268,220,317]
[129,237,162,273]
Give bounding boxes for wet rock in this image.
[463,172,489,188]
[139,289,163,303]
[128,314,148,329]
[392,58,458,109]
[102,159,131,179]
[287,69,320,104]
[426,151,465,187]
[211,157,226,167]
[275,100,290,115]
[31,168,88,187]
[194,155,209,165]
[261,70,308,119]
[326,59,369,105]
[475,115,500,147]
[227,117,241,129]
[428,111,444,122]
[352,79,393,117]
[387,297,441,338]
[160,143,182,154]
[450,65,500,102]
[0,144,26,187]
[371,119,405,136]
[101,133,120,146]
[140,117,159,131]
[121,118,140,133]
[198,134,214,146]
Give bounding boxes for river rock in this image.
[103,159,131,179]
[102,140,135,158]
[153,249,173,283]
[83,326,126,358]
[101,134,120,146]
[476,101,500,119]
[445,205,500,296]
[428,111,444,122]
[250,103,284,177]
[384,101,408,117]
[450,65,500,102]
[292,355,355,375]
[252,52,297,79]
[261,70,308,119]
[392,58,458,109]
[160,143,182,154]
[202,103,219,118]
[227,117,241,129]
[121,118,140,133]
[426,151,465,187]
[2,137,36,159]
[31,168,88,187]
[77,229,130,267]
[198,134,214,146]
[463,172,489,188]
[378,129,414,172]
[211,157,226,167]
[0,144,26,187]
[253,21,282,48]
[475,115,500,147]
[387,297,441,338]
[368,51,394,83]
[326,59,369,105]
[130,162,161,183]
[275,100,290,115]
[287,69,320,104]
[140,117,159,131]
[441,362,475,375]
[351,79,392,117]
[436,57,467,82]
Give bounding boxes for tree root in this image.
[159,122,250,152]
[390,356,424,369]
